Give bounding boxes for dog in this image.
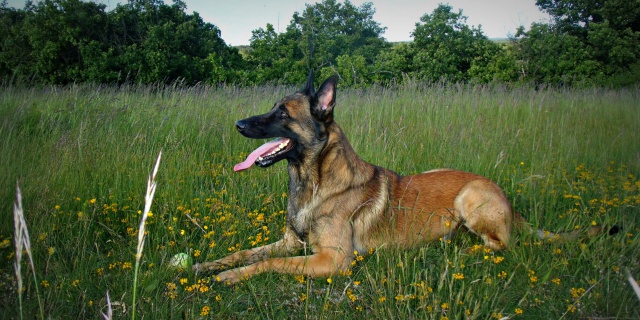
[192,72,608,283]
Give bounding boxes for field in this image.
[0,82,639,319]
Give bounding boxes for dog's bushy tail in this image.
[513,212,620,242]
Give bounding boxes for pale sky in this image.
[6,0,550,46]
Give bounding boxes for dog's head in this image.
[234,72,338,171]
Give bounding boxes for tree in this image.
[0,3,31,82]
[0,0,244,84]
[514,23,600,85]
[246,23,305,84]
[536,0,605,37]
[107,0,244,84]
[10,0,111,84]
[514,0,640,86]
[373,42,415,84]
[535,0,640,34]
[292,0,386,70]
[322,53,368,87]
[468,42,520,83]
[410,4,502,82]
[247,0,388,85]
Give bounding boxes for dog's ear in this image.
[302,70,315,96]
[312,75,338,122]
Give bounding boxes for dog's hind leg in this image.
[455,180,513,250]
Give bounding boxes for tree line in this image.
[1,0,638,87]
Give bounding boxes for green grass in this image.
[0,83,638,319]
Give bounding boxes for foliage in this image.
[1,0,639,86]
[410,4,500,82]
[0,0,244,84]
[468,43,520,83]
[246,23,305,84]
[513,23,600,85]
[373,4,518,85]
[373,42,415,84]
[246,0,388,85]
[513,0,640,86]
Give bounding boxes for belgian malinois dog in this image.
[192,73,607,283]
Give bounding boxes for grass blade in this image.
[101,290,113,320]
[13,183,44,320]
[627,269,640,302]
[131,151,162,320]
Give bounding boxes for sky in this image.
[6,0,551,46]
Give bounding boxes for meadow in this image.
[0,82,638,319]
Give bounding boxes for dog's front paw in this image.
[192,260,228,273]
[215,269,243,284]
[192,263,206,273]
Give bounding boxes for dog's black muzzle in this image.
[235,120,248,133]
[234,115,271,139]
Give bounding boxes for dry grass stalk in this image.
[132,151,162,320]
[13,183,44,319]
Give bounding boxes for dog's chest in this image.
[287,200,320,238]
[286,184,324,239]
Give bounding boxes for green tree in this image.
[536,0,606,37]
[514,23,600,85]
[0,0,244,84]
[293,0,387,70]
[515,0,640,86]
[0,2,31,82]
[247,0,388,85]
[107,0,244,84]
[10,0,110,84]
[247,23,304,84]
[410,4,503,82]
[321,53,368,87]
[468,42,520,83]
[373,42,415,84]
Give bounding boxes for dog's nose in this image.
[235,121,246,132]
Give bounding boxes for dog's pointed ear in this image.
[302,70,315,96]
[312,75,338,122]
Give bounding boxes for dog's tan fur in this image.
[192,74,602,283]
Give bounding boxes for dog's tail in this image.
[513,212,620,242]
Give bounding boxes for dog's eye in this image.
[278,110,288,119]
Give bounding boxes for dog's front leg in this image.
[215,220,355,283]
[215,248,351,284]
[193,228,302,273]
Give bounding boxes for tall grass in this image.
[12,184,44,320]
[0,82,638,318]
[131,151,161,320]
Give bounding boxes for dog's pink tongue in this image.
[234,139,285,172]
